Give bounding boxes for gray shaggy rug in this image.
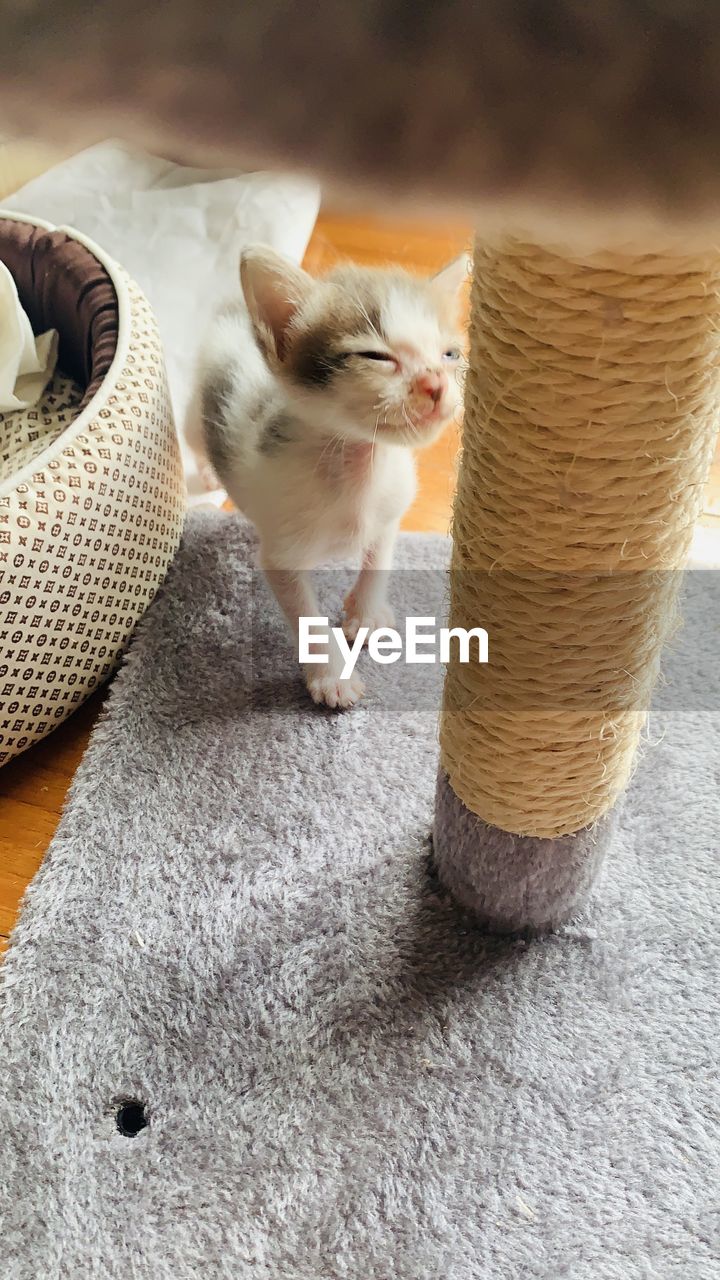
[1,512,718,1280]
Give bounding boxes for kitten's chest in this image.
[316,444,412,552]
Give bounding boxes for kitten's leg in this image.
[343,519,399,643]
[184,385,222,492]
[261,557,365,710]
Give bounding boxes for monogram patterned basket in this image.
[0,214,186,765]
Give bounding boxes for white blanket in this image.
[2,141,320,502]
[0,260,57,413]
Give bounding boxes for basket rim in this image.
[0,211,135,501]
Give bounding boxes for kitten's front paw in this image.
[306,670,365,710]
[342,596,396,644]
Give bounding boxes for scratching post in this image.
[434,238,720,931]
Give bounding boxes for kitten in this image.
[186,245,467,709]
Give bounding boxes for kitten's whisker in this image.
[356,299,384,345]
[312,432,345,477]
[401,403,418,436]
[370,409,383,471]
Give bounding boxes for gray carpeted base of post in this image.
[1,513,718,1279]
[433,773,617,933]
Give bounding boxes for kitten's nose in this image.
[414,371,446,405]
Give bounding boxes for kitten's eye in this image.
[356,351,396,363]
[443,348,461,362]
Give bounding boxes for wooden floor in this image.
[2,204,720,956]
[0,207,471,955]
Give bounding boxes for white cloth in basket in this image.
[0,260,57,412]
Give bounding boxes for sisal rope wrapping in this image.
[440,239,720,839]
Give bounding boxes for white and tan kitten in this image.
[186,245,466,709]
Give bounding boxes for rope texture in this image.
[440,239,720,838]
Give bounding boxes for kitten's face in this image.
[241,249,467,447]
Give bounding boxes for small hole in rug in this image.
[115,1100,148,1137]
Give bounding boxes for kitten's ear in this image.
[240,246,316,359]
[430,253,471,307]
